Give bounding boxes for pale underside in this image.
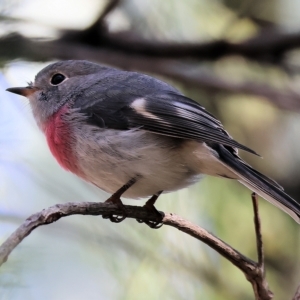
[74,126,238,198]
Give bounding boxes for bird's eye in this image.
[51,73,66,85]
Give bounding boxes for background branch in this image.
[293,285,300,300]
[2,34,300,111]
[97,0,122,23]
[63,26,300,63]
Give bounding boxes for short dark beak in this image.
[6,86,39,97]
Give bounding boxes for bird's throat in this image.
[42,105,83,176]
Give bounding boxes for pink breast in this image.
[42,105,83,176]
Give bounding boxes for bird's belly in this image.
[74,128,203,198]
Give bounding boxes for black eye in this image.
[51,73,66,85]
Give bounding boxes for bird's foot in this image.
[102,178,138,223]
[103,195,127,223]
[137,192,164,229]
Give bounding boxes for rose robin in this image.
[7,60,300,225]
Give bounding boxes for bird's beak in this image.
[6,86,39,97]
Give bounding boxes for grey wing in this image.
[124,92,259,155]
[73,71,258,155]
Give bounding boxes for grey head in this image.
[6,60,114,129]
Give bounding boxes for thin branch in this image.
[293,285,300,300]
[97,0,121,23]
[250,193,270,300]
[252,193,264,268]
[0,200,273,299]
[0,201,160,266]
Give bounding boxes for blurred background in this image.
[1,0,300,299]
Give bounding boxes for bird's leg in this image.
[103,177,137,223]
[144,191,163,215]
[137,191,164,229]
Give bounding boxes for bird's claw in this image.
[103,213,126,223]
[136,218,163,229]
[103,191,128,223]
[136,192,164,228]
[136,213,164,229]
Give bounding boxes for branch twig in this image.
[293,285,300,300]
[98,0,121,23]
[252,193,264,268]
[249,193,272,300]
[0,199,273,299]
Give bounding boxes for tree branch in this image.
[293,285,300,300]
[63,26,300,63]
[0,199,273,299]
[252,193,264,268]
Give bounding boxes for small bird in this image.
[6,60,300,225]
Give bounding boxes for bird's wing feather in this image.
[74,82,258,155]
[127,93,259,154]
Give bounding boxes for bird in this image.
[6,60,300,226]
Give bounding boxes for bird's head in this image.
[6,60,110,128]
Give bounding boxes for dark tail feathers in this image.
[216,145,300,224]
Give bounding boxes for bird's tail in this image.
[215,144,300,224]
